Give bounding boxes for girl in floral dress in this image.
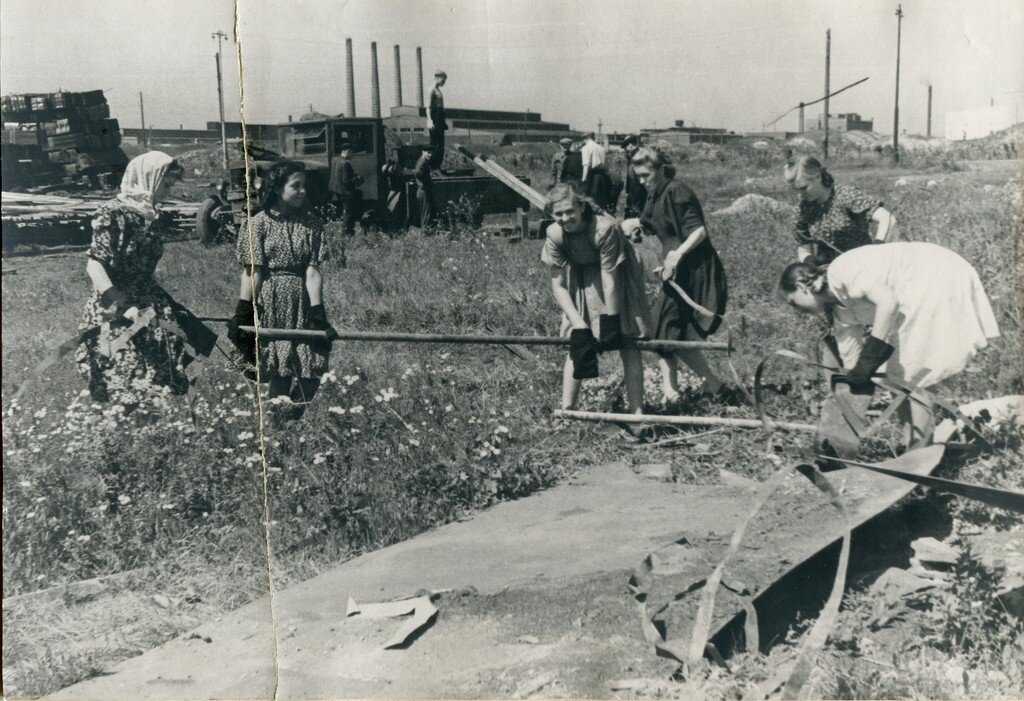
[542,182,652,413]
[76,151,188,406]
[234,161,333,412]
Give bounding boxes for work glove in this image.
[844,335,894,389]
[569,328,599,380]
[597,314,624,353]
[98,286,134,321]
[306,304,338,353]
[226,299,257,366]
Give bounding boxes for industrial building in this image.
[633,120,742,147]
[816,112,874,132]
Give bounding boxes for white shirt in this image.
[580,140,606,171]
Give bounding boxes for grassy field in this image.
[2,141,1022,696]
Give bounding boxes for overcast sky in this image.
[2,0,1021,135]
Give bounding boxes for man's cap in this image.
[337,141,352,151]
[558,137,573,146]
[622,134,640,147]
[583,131,595,139]
[434,70,447,78]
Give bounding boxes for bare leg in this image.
[620,347,644,413]
[675,349,723,394]
[899,394,935,448]
[561,355,582,410]
[658,355,681,402]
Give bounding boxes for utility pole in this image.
[798,102,805,133]
[213,30,229,170]
[926,84,933,139]
[893,4,903,164]
[823,28,831,159]
[138,92,147,149]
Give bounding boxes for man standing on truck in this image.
[427,70,448,170]
[329,141,363,236]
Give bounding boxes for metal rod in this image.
[237,326,731,352]
[555,409,815,433]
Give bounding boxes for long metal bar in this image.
[818,454,1024,514]
[555,408,815,433]
[237,326,731,352]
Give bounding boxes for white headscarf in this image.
[116,151,179,221]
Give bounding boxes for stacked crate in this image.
[1,90,129,190]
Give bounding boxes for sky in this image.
[2,0,1022,136]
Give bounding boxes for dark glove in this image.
[99,286,133,320]
[226,299,257,365]
[597,314,624,352]
[844,336,894,389]
[569,328,599,380]
[306,304,337,351]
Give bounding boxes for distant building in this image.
[944,103,1023,140]
[382,105,576,144]
[816,113,874,132]
[637,119,741,146]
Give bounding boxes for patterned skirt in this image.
[75,282,189,405]
[257,270,330,379]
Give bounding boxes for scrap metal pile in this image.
[1,90,128,191]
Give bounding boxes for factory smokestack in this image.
[345,38,356,117]
[393,45,403,107]
[370,42,381,118]
[416,47,425,108]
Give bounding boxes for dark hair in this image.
[165,159,186,181]
[778,261,826,293]
[785,155,834,188]
[544,181,597,219]
[261,160,306,210]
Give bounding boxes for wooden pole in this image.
[893,5,903,164]
[926,84,932,139]
[213,30,229,170]
[555,409,815,433]
[138,92,147,149]
[823,29,830,159]
[237,326,731,352]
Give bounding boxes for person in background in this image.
[232,160,333,417]
[541,183,652,414]
[413,145,437,228]
[77,151,190,406]
[580,131,615,211]
[785,155,897,265]
[779,241,999,446]
[630,146,741,406]
[551,137,573,188]
[621,134,647,219]
[328,141,363,236]
[427,70,448,170]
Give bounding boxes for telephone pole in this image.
[823,28,831,159]
[138,92,147,149]
[213,30,229,170]
[893,4,903,164]
[926,84,933,139]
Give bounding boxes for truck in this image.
[196,116,531,243]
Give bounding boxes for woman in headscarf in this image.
[541,182,652,413]
[76,151,188,406]
[234,160,332,414]
[785,154,897,265]
[778,242,999,445]
[630,146,742,405]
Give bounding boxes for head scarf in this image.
[116,151,179,221]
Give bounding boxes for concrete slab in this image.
[52,461,750,700]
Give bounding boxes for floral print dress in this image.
[236,208,329,379]
[794,184,883,263]
[76,203,189,404]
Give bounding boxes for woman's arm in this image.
[550,267,588,329]
[600,267,622,316]
[305,265,323,307]
[871,206,896,242]
[662,226,708,280]
[862,286,900,341]
[250,267,265,302]
[85,258,114,293]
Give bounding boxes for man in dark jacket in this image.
[621,134,647,218]
[329,141,363,235]
[413,146,437,228]
[427,70,448,170]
